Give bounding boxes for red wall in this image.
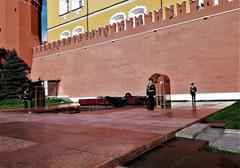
[32,0,240,98]
[0,0,40,67]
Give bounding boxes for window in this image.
[59,0,69,15]
[128,6,147,27]
[59,0,84,16]
[71,0,84,11]
[110,13,126,32]
[60,30,71,40]
[72,26,84,36]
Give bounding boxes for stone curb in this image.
[224,129,240,134]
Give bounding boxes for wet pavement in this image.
[0,101,235,167]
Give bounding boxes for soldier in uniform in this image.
[146,78,156,110]
[21,86,32,108]
[190,83,197,103]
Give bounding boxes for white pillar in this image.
[44,81,48,97]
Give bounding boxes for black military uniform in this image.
[22,87,32,108]
[190,84,197,103]
[146,83,156,110]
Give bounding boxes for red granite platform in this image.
[0,102,235,168]
[125,138,240,168]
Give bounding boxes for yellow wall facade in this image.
[47,0,188,42]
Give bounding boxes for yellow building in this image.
[47,0,189,42]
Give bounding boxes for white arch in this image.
[128,6,147,18]
[110,12,126,25]
[128,6,147,27]
[60,30,71,40]
[72,26,84,36]
[110,12,126,31]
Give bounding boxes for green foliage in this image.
[205,101,240,129]
[45,98,72,107]
[0,48,30,100]
[201,145,240,156]
[225,121,240,129]
[0,99,24,109]
[0,98,72,110]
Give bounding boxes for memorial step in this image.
[196,127,224,145]
[212,129,240,153]
[176,123,209,139]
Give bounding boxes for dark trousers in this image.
[23,99,32,108]
[148,95,155,110]
[191,93,196,102]
[23,99,28,108]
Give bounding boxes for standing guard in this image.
[21,86,32,108]
[146,78,156,110]
[190,83,197,103]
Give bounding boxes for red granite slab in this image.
[54,125,99,135]
[5,131,69,143]
[0,136,36,154]
[81,127,130,138]
[25,150,115,168]
[0,144,68,167]
[0,102,231,168]
[47,134,103,149]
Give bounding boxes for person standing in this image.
[190,83,197,103]
[146,78,156,110]
[22,88,29,108]
[21,86,32,108]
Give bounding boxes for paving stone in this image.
[176,123,209,139]
[0,136,37,154]
[25,150,115,168]
[212,133,240,153]
[225,129,240,134]
[0,102,233,167]
[0,144,68,167]
[196,128,224,145]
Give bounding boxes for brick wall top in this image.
[33,0,238,55]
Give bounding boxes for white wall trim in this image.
[61,92,240,103]
[70,97,97,102]
[171,92,240,101]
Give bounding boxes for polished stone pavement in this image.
[0,102,235,168]
[125,138,240,168]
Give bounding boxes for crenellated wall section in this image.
[32,0,240,99]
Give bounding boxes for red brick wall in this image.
[0,1,20,52]
[0,0,40,67]
[32,0,240,97]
